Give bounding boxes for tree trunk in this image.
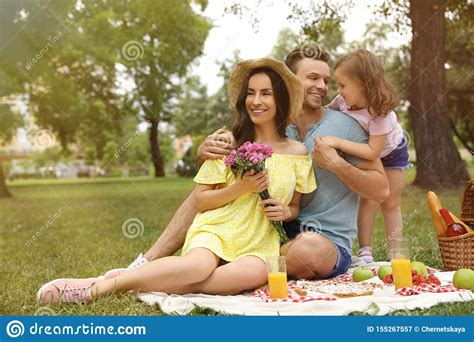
[148,119,165,177]
[0,161,12,198]
[408,0,470,188]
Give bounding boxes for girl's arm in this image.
[194,169,269,212]
[321,134,387,161]
[260,191,302,222]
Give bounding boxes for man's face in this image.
[294,58,330,110]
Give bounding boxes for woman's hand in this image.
[239,169,269,194]
[260,198,291,222]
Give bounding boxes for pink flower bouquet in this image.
[224,141,289,244]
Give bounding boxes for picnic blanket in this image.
[138,261,474,316]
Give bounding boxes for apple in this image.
[411,261,428,277]
[378,265,392,280]
[453,269,474,290]
[352,267,375,282]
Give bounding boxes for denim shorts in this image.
[381,137,412,170]
[283,221,352,279]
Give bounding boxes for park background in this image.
[0,0,472,315]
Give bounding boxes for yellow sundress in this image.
[181,153,316,263]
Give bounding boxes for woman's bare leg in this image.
[92,248,219,296]
[173,256,268,295]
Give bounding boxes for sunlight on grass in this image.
[1,167,472,315]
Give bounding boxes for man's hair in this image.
[284,46,330,74]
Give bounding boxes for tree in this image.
[0,103,23,198]
[173,76,212,137]
[113,0,212,177]
[407,0,469,187]
[281,0,471,188]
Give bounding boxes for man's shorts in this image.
[283,220,352,279]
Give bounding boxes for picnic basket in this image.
[437,180,474,271]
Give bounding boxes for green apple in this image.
[453,269,474,290]
[378,265,393,280]
[353,267,375,282]
[411,261,428,277]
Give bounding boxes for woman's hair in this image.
[232,67,290,146]
[335,49,399,117]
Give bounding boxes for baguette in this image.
[427,191,447,237]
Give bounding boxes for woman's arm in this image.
[321,135,386,161]
[194,169,269,212]
[260,191,302,222]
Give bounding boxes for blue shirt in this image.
[286,108,368,253]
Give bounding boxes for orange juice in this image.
[391,258,413,289]
[268,272,288,298]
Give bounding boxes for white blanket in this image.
[138,261,474,316]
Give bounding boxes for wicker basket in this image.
[437,180,474,271]
[460,180,474,227]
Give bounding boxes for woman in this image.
[37,58,316,304]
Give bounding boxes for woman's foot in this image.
[103,253,148,279]
[36,278,98,304]
[358,246,374,263]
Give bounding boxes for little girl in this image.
[37,58,316,303]
[321,49,410,263]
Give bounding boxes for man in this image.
[105,46,389,282]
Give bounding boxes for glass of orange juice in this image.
[267,256,288,298]
[389,238,413,289]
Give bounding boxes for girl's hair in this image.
[232,67,290,146]
[335,49,399,117]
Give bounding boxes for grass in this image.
[1,166,473,316]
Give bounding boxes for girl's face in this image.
[245,73,277,125]
[334,68,368,110]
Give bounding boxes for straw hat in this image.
[227,58,304,123]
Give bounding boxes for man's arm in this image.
[143,187,198,261]
[312,137,389,203]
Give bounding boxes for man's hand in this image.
[260,198,291,222]
[197,127,235,161]
[312,137,343,171]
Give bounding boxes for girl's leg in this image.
[380,169,406,247]
[92,248,219,297]
[357,197,379,248]
[173,256,267,296]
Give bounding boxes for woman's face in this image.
[245,73,277,126]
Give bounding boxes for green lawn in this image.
[1,168,473,316]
